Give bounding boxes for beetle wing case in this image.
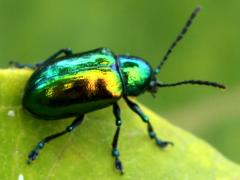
[23,48,123,119]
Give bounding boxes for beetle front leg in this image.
[27,115,84,163]
[112,103,124,174]
[124,97,174,148]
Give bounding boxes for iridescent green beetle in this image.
[10,6,225,174]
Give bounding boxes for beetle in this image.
[10,6,225,174]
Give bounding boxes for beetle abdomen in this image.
[23,48,123,119]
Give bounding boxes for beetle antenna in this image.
[155,6,202,74]
[157,80,226,89]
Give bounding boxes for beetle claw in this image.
[27,150,39,164]
[156,139,174,148]
[115,157,124,175]
[27,141,44,164]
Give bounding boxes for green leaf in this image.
[0,69,239,179]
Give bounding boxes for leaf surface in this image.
[0,69,239,180]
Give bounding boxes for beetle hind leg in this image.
[9,60,41,69]
[27,115,84,164]
[124,97,174,148]
[9,48,73,69]
[112,103,124,174]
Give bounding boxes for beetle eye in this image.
[147,81,158,94]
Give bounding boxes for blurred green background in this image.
[0,0,239,164]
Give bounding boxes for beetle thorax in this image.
[118,55,152,96]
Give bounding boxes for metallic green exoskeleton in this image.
[10,7,226,174]
[23,48,124,119]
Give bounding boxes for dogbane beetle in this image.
[10,6,226,174]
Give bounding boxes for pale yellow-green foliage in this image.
[0,69,239,179]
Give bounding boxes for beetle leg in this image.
[9,60,42,69]
[9,48,73,69]
[45,48,73,61]
[124,97,174,148]
[27,114,84,164]
[112,103,124,174]
[38,48,73,66]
